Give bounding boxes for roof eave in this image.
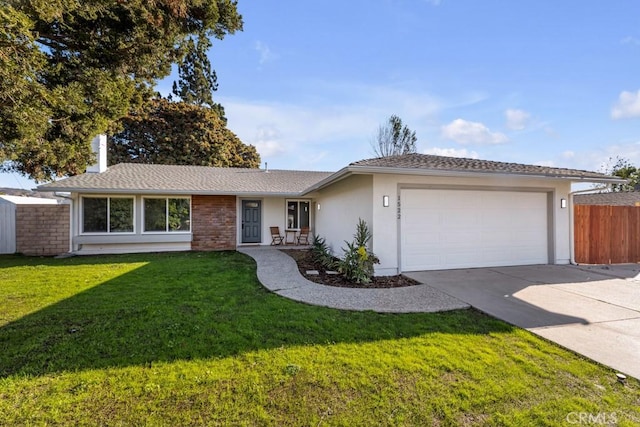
[338,165,626,184]
[35,186,309,197]
[300,167,353,195]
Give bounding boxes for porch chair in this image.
[270,226,284,246]
[297,226,311,245]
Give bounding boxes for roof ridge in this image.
[349,152,613,178]
[109,163,334,174]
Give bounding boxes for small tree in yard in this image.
[337,219,379,284]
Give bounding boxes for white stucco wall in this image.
[237,197,284,245]
[371,173,572,275]
[236,197,315,246]
[314,174,373,256]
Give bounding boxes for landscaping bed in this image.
[282,249,420,288]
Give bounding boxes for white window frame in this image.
[81,196,136,235]
[285,199,311,230]
[142,196,192,234]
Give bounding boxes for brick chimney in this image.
[87,134,107,173]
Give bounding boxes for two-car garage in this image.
[400,188,550,271]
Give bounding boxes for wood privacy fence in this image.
[574,205,640,264]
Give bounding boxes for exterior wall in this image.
[71,193,194,254]
[192,195,236,250]
[236,197,316,246]
[314,174,373,256]
[16,204,70,256]
[371,173,572,275]
[0,203,16,254]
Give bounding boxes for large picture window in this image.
[82,197,134,233]
[144,197,191,232]
[287,200,310,229]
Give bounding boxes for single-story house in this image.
[574,191,640,206]
[38,141,623,274]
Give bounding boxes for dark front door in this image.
[242,200,261,243]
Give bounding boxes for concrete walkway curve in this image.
[238,247,469,313]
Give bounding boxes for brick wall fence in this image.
[16,204,70,256]
[191,195,236,250]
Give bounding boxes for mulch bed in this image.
[281,249,420,288]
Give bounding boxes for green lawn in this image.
[0,252,638,426]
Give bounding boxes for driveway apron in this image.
[406,264,640,380]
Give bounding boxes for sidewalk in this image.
[238,246,469,313]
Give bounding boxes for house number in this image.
[396,195,401,220]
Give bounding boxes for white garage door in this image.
[401,189,548,271]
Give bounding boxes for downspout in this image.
[568,185,611,265]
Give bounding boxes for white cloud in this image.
[621,36,640,46]
[505,108,531,130]
[424,147,479,159]
[253,126,287,157]
[611,90,640,119]
[218,81,449,170]
[254,41,276,66]
[556,141,640,174]
[221,97,382,169]
[441,118,508,145]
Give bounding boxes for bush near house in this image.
[337,218,380,284]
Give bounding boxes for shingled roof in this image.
[574,192,640,206]
[38,163,333,195]
[38,154,622,195]
[348,153,617,181]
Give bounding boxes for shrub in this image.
[337,219,379,284]
[311,235,336,270]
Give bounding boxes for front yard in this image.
[0,252,638,425]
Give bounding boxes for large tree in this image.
[371,115,417,157]
[109,98,260,168]
[607,157,639,192]
[0,1,242,181]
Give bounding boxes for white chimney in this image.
[87,134,107,173]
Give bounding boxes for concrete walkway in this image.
[238,247,469,313]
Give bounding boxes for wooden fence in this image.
[574,205,640,264]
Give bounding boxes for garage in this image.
[400,188,549,271]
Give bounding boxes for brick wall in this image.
[16,204,70,256]
[191,195,236,250]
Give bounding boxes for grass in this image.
[0,251,638,426]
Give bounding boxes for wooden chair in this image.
[270,226,284,245]
[297,226,311,245]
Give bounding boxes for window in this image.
[144,197,191,232]
[82,197,134,233]
[286,200,310,229]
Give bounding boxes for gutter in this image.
[38,188,310,198]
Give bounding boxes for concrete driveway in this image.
[406,264,640,380]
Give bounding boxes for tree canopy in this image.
[606,157,639,192]
[0,1,242,181]
[371,115,417,158]
[109,99,260,168]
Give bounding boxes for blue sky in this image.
[4,0,640,189]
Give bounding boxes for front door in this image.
[242,200,261,243]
